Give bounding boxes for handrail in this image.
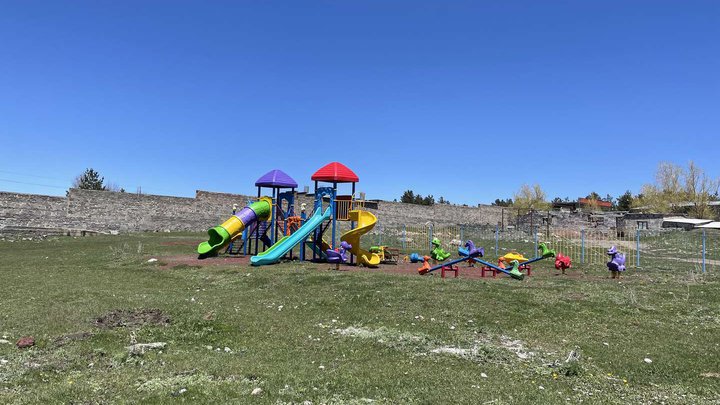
[335,199,366,220]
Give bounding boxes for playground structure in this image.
[197,165,586,276]
[196,162,380,268]
[197,198,272,257]
[253,162,378,267]
[199,169,298,258]
[340,210,381,267]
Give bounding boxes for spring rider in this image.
[606,246,626,278]
[430,237,452,261]
[554,253,572,274]
[326,241,352,270]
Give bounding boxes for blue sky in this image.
[1,1,718,204]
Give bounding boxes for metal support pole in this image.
[429,225,433,251]
[495,225,499,256]
[636,230,641,268]
[460,225,464,245]
[546,211,550,239]
[271,188,276,244]
[702,229,707,273]
[533,226,538,255]
[581,228,585,264]
[332,183,337,248]
[403,224,407,251]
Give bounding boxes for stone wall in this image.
[0,192,68,233]
[0,189,513,235]
[373,202,510,228]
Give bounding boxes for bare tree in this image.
[635,161,719,219]
[685,161,719,219]
[513,184,550,213]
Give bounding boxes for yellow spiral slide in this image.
[340,210,381,267]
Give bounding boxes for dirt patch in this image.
[53,331,94,347]
[160,240,204,247]
[94,309,171,329]
[157,254,250,269]
[345,260,520,280]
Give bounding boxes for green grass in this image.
[1,233,719,404]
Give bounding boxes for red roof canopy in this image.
[311,162,359,183]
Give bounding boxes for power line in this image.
[0,169,67,182]
[0,178,67,189]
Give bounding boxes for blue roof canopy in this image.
[255,169,298,188]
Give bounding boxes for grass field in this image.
[1,233,719,404]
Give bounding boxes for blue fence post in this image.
[495,225,499,256]
[636,230,641,268]
[702,229,706,273]
[403,224,406,251]
[581,228,585,264]
[429,225,433,251]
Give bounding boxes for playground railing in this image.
[364,223,718,273]
[334,199,366,221]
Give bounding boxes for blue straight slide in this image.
[250,206,332,266]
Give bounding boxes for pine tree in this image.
[400,190,415,203]
[73,168,106,190]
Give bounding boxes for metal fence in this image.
[362,223,718,273]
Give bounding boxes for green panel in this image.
[197,226,231,255]
[249,200,271,221]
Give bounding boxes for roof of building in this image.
[311,162,359,183]
[676,201,720,207]
[254,169,298,188]
[696,221,720,229]
[662,216,713,225]
[577,198,613,208]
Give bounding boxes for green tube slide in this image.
[197,199,271,257]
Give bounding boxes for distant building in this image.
[552,198,613,212]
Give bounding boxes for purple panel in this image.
[254,169,298,188]
[235,207,257,226]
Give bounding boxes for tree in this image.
[513,184,550,213]
[684,161,719,219]
[616,190,634,211]
[423,195,435,206]
[73,168,105,190]
[583,192,602,212]
[605,194,615,209]
[105,181,122,192]
[438,196,450,205]
[634,161,719,219]
[551,197,563,204]
[400,190,415,203]
[492,198,513,207]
